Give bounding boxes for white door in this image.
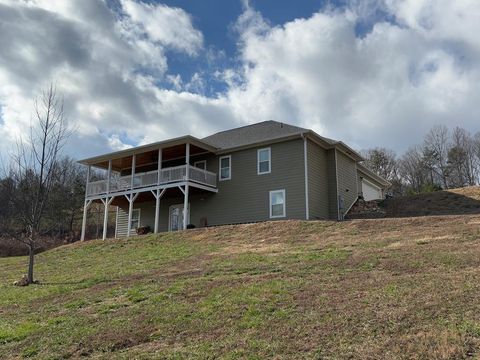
[169,204,189,231]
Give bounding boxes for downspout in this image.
[302,134,310,220]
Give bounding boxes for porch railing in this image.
[87,165,217,197]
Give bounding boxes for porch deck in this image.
[86,164,217,197]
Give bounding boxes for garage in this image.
[361,179,384,201]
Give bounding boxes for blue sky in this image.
[156,0,335,95]
[152,0,394,95]
[0,0,479,160]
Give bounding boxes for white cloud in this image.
[120,0,203,56]
[222,0,480,151]
[0,0,239,159]
[1,0,480,162]
[108,134,132,151]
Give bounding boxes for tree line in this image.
[362,125,480,195]
[0,157,86,242]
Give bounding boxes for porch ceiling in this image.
[78,135,217,171]
[82,141,214,171]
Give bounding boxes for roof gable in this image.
[202,120,333,149]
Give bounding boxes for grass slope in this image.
[383,186,480,218]
[1,217,480,359]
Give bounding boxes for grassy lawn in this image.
[1,216,480,359]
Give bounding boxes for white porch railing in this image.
[87,165,217,197]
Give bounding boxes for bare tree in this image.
[398,146,429,194]
[9,84,70,284]
[361,147,398,180]
[423,125,450,188]
[448,127,477,187]
[361,147,403,195]
[474,132,480,181]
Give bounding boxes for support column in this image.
[106,160,112,193]
[102,197,109,240]
[185,143,190,180]
[127,155,136,238]
[155,191,161,234]
[80,199,92,241]
[102,160,112,241]
[183,143,190,230]
[183,184,189,230]
[157,148,162,184]
[126,193,139,238]
[155,149,162,234]
[127,195,134,238]
[80,165,91,241]
[131,154,136,189]
[153,188,166,234]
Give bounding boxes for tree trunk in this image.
[27,244,35,284]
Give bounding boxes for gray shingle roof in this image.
[202,120,336,150]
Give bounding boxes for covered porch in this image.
[78,136,218,240]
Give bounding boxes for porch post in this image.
[185,143,190,180]
[106,160,112,193]
[183,184,189,230]
[154,149,162,234]
[154,191,160,234]
[127,155,136,238]
[80,165,91,241]
[80,200,90,241]
[184,143,190,230]
[127,195,133,238]
[101,160,112,241]
[131,154,136,189]
[102,197,109,240]
[157,148,162,184]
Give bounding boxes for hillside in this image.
[349,186,480,219]
[384,186,480,217]
[1,217,480,359]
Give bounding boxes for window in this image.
[269,190,286,218]
[219,155,231,181]
[258,148,271,174]
[194,160,207,170]
[131,209,140,230]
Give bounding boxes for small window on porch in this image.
[194,160,207,170]
[131,209,140,230]
[219,155,231,181]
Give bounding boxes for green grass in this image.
[1,217,480,359]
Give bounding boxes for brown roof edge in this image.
[304,131,364,162]
[357,163,391,187]
[214,133,306,154]
[77,135,218,166]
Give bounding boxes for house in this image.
[78,121,390,240]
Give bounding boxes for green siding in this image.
[336,150,358,217]
[327,149,338,220]
[189,138,306,228]
[116,139,307,234]
[307,140,330,219]
[114,138,363,234]
[116,202,156,237]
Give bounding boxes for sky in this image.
[0,0,480,162]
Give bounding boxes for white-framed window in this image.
[131,208,141,230]
[257,147,271,175]
[219,155,231,181]
[194,160,207,170]
[269,190,286,218]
